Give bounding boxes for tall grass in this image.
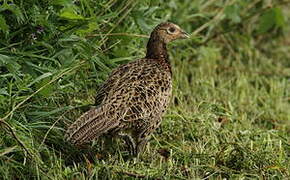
[0,0,289,179]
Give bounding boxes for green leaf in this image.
[258,9,275,34]
[92,55,111,72]
[35,77,54,97]
[27,72,53,88]
[258,7,285,34]
[224,4,241,23]
[0,54,21,73]
[76,21,99,36]
[59,8,85,20]
[273,7,285,27]
[0,15,9,33]
[0,54,11,65]
[0,88,9,96]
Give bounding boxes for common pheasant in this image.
[65,22,189,155]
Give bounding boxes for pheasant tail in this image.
[65,104,119,145]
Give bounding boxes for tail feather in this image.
[65,104,119,145]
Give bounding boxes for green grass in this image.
[0,0,290,179]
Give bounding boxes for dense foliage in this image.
[0,0,289,179]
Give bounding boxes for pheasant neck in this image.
[145,35,171,73]
[146,39,168,60]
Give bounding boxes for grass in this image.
[0,0,290,179]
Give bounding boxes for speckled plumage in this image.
[65,22,189,155]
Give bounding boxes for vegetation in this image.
[0,0,289,179]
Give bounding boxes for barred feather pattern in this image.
[65,58,172,146]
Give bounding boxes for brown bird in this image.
[65,22,189,155]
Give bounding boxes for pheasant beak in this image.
[180,30,190,39]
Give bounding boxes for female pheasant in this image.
[65,22,189,155]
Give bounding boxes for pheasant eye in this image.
[168,27,176,33]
